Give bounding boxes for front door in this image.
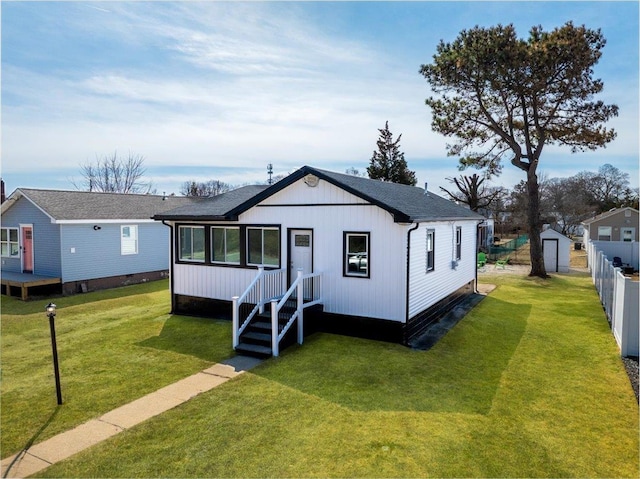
[21,225,34,273]
[289,229,313,297]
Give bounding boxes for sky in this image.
[1,1,638,197]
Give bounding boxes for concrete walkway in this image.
[1,355,262,479]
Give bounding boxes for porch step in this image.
[251,320,285,333]
[241,331,271,343]
[235,342,273,358]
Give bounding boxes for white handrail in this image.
[271,270,322,356]
[232,266,286,349]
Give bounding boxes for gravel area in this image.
[622,357,639,403]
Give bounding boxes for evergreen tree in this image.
[367,121,417,185]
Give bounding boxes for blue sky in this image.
[2,1,638,196]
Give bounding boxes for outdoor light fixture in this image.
[93,225,101,231]
[45,303,63,405]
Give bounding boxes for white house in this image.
[540,228,572,273]
[154,166,484,356]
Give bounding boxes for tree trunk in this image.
[527,171,548,278]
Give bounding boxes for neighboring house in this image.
[154,166,484,355]
[582,207,639,272]
[540,228,571,273]
[1,188,196,296]
[582,207,639,243]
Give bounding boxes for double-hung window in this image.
[455,227,462,260]
[247,227,280,267]
[121,225,138,255]
[0,228,19,257]
[179,225,205,262]
[344,232,369,277]
[426,229,435,272]
[211,227,240,264]
[597,226,612,241]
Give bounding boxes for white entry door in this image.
[289,230,313,284]
[289,230,313,300]
[542,238,558,273]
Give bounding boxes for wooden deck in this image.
[1,271,62,300]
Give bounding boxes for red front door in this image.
[21,226,34,273]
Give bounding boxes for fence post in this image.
[232,296,239,349]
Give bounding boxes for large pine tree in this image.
[367,121,417,185]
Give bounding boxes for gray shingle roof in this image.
[154,166,482,223]
[4,188,200,221]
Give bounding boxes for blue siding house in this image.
[1,188,196,296]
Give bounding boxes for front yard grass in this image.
[1,280,233,457]
[17,273,637,477]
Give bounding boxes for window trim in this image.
[211,226,241,265]
[344,231,370,278]
[455,226,462,261]
[1,227,20,258]
[426,229,435,272]
[178,225,206,263]
[246,226,281,267]
[120,225,138,255]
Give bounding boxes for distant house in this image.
[1,188,196,297]
[582,207,639,243]
[154,166,484,356]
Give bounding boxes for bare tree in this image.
[74,151,153,194]
[180,180,232,197]
[439,173,506,212]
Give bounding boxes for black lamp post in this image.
[45,303,63,405]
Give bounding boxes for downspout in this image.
[405,222,421,343]
[162,220,175,314]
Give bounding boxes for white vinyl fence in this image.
[587,240,639,357]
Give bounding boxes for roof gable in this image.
[581,207,640,226]
[154,166,483,223]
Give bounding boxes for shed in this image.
[1,188,196,297]
[540,228,571,273]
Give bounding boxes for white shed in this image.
[540,228,572,273]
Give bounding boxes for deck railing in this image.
[231,266,286,348]
[270,270,322,356]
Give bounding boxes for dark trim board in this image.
[404,280,475,344]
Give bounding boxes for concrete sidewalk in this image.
[1,355,262,479]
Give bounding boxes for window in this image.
[1,228,19,257]
[179,226,205,262]
[247,227,279,266]
[426,230,435,272]
[622,228,635,242]
[121,225,138,255]
[455,227,462,260]
[211,227,240,264]
[597,226,612,241]
[344,232,369,277]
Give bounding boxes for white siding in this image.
[174,263,257,300]
[408,221,477,318]
[241,178,407,321]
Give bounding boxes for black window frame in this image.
[344,231,370,278]
[426,229,435,273]
[210,226,241,265]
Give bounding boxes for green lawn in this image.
[0,280,233,456]
[3,274,638,477]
